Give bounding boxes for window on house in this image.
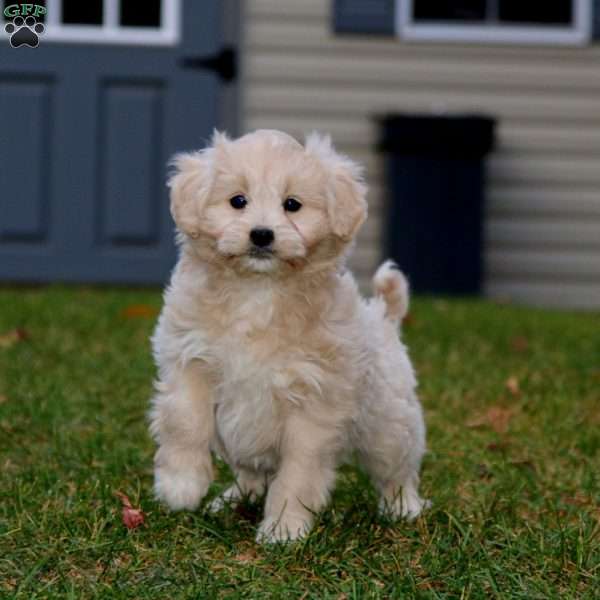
[2,0,180,45]
[397,0,592,45]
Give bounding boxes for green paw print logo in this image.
[5,15,45,48]
[4,3,47,48]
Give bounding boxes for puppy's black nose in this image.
[250,228,275,248]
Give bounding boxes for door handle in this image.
[180,46,237,82]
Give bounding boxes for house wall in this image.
[240,0,600,309]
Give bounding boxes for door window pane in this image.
[62,0,103,25]
[413,0,486,22]
[498,0,573,25]
[120,0,161,27]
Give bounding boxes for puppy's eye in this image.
[283,197,302,213]
[229,195,247,210]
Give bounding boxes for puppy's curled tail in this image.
[373,260,409,323]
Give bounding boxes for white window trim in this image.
[39,0,181,46]
[396,0,592,46]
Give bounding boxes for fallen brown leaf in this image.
[505,376,521,397]
[0,328,29,349]
[2,578,17,591]
[487,406,515,433]
[115,492,145,530]
[467,406,515,434]
[232,549,258,563]
[121,304,158,319]
[486,440,510,452]
[403,312,415,326]
[0,394,7,405]
[563,493,594,508]
[122,506,145,529]
[510,336,529,353]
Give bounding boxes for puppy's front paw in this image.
[256,512,311,544]
[154,466,210,511]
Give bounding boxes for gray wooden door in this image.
[0,1,222,283]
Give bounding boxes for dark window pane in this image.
[3,0,46,22]
[499,0,572,25]
[120,0,161,27]
[62,0,103,25]
[413,0,486,22]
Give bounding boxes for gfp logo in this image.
[4,4,46,48]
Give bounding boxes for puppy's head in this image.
[168,129,367,275]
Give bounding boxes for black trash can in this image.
[377,114,495,295]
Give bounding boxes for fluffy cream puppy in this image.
[150,129,428,542]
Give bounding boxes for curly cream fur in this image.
[149,129,428,542]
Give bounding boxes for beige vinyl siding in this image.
[241,0,600,309]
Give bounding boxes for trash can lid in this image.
[377,114,495,158]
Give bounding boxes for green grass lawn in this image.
[0,286,598,599]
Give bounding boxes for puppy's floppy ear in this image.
[168,130,230,238]
[305,132,368,241]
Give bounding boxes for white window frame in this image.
[38,0,181,46]
[396,0,592,46]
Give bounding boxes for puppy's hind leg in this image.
[378,468,429,522]
[149,361,215,511]
[355,395,429,521]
